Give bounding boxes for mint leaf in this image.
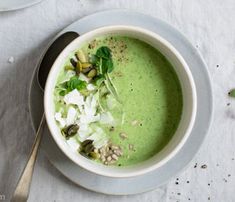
[105,59,114,73]
[93,46,118,102]
[95,46,114,74]
[96,46,112,59]
[93,75,105,86]
[66,76,87,92]
[59,90,67,96]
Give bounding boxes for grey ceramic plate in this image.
[29,9,213,195]
[0,0,43,12]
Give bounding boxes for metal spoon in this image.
[11,31,79,202]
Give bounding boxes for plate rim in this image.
[0,0,44,12]
[28,9,213,195]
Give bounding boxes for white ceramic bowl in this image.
[44,25,197,178]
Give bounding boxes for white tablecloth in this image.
[0,0,234,201]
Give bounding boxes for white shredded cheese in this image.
[77,124,92,142]
[64,89,84,106]
[55,71,116,151]
[79,94,100,124]
[87,84,96,91]
[100,112,115,125]
[79,73,90,83]
[55,112,66,127]
[106,95,117,110]
[66,107,77,125]
[87,127,108,148]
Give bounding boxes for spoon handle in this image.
[11,114,45,202]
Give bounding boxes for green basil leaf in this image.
[106,59,114,73]
[100,58,113,74]
[93,75,105,86]
[101,59,108,74]
[96,46,112,59]
[59,90,67,96]
[66,76,87,92]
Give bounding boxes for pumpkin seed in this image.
[75,60,82,75]
[87,69,97,78]
[76,50,87,63]
[90,152,100,159]
[82,66,93,74]
[61,124,79,139]
[81,139,93,147]
[70,58,77,67]
[67,124,79,137]
[65,65,74,71]
[84,144,94,154]
[82,62,92,68]
[79,151,87,158]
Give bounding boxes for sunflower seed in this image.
[112,154,118,160]
[131,120,139,126]
[119,132,127,140]
[107,156,112,162]
[114,149,123,156]
[101,156,106,162]
[111,145,119,150]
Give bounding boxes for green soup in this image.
[54,35,183,167]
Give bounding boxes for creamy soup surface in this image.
[53,35,183,166]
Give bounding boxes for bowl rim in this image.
[44,25,197,178]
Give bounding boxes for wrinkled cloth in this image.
[0,0,234,201]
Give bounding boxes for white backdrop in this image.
[0,0,234,201]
